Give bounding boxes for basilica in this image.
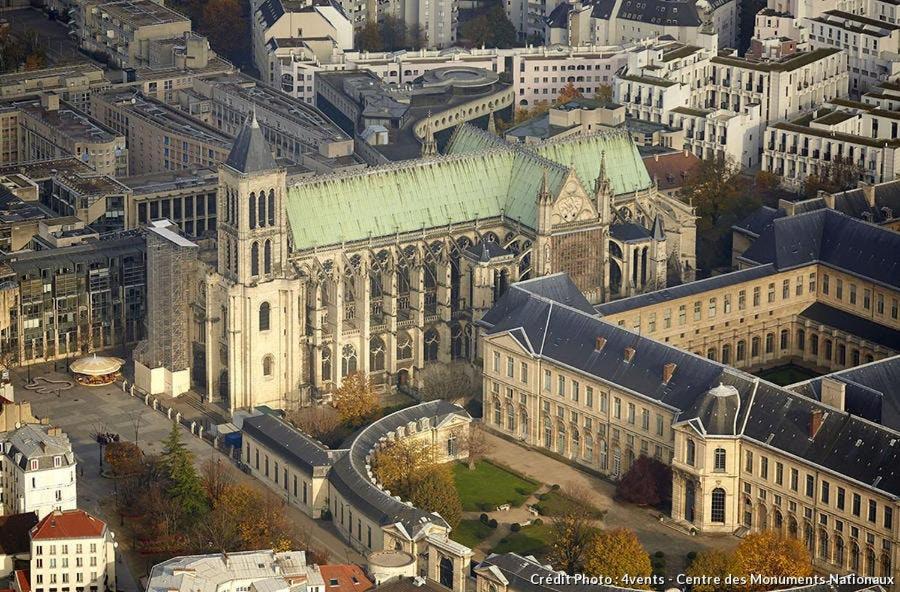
[190,114,697,411]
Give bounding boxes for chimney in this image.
[860,182,876,209]
[683,148,689,157]
[662,362,677,384]
[623,347,635,363]
[654,153,659,161]
[809,409,826,439]
[46,426,61,437]
[820,377,846,411]
[818,190,835,209]
[777,198,796,216]
[595,336,607,351]
[40,92,59,112]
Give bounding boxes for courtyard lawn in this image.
[450,519,495,548]
[492,524,554,557]
[755,364,821,386]
[452,460,539,512]
[533,490,604,519]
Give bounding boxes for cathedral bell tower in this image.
[217,109,288,285]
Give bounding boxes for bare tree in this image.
[547,484,598,573]
[127,409,145,445]
[201,456,234,507]
[418,361,480,404]
[286,405,344,446]
[457,423,489,470]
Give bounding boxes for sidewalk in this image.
[480,431,736,558]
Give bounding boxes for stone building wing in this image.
[242,413,335,474]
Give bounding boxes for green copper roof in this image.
[285,125,649,251]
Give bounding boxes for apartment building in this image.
[0,425,76,520]
[92,90,232,176]
[121,168,217,237]
[147,551,325,592]
[0,231,146,366]
[29,509,116,592]
[0,64,110,112]
[74,0,191,68]
[2,94,128,177]
[805,10,900,94]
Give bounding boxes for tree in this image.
[460,15,491,47]
[161,422,208,519]
[456,424,488,470]
[615,456,672,508]
[372,438,437,498]
[802,155,867,198]
[583,529,652,589]
[513,100,551,124]
[556,82,583,105]
[733,531,812,591]
[355,21,383,51]
[410,465,462,528]
[105,441,142,478]
[201,456,233,508]
[380,15,409,51]
[547,485,597,573]
[287,405,345,446]
[459,1,517,48]
[200,0,247,63]
[24,53,45,71]
[594,84,613,104]
[418,362,479,403]
[332,372,379,427]
[685,549,745,592]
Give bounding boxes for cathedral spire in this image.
[539,167,551,202]
[420,116,437,158]
[487,111,497,135]
[224,105,276,174]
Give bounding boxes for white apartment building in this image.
[28,510,116,592]
[542,0,738,50]
[147,551,324,592]
[0,426,76,520]
[754,0,865,44]
[668,104,762,166]
[805,10,900,94]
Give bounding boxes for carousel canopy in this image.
[69,355,124,376]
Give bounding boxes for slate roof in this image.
[484,275,900,498]
[546,1,571,28]
[256,0,348,28]
[798,303,900,352]
[733,205,782,238]
[791,356,900,431]
[739,209,900,290]
[617,0,702,27]
[328,400,469,534]
[595,264,777,315]
[242,413,336,474]
[224,111,278,174]
[285,125,650,251]
[610,222,651,242]
[3,425,74,471]
[465,240,512,262]
[477,553,638,592]
[508,273,598,316]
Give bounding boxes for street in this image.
[9,363,365,592]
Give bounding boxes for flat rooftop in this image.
[0,157,93,180]
[15,100,122,145]
[55,172,129,196]
[121,167,218,195]
[0,189,47,225]
[0,63,105,86]
[101,91,231,147]
[93,0,189,28]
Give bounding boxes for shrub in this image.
[614,456,673,508]
[550,484,560,491]
[489,518,498,528]
[510,523,521,532]
[533,518,543,526]
[480,513,489,524]
[537,493,549,501]
[655,551,665,558]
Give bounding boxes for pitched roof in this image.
[798,302,900,351]
[242,413,336,473]
[318,564,374,592]
[284,125,650,251]
[0,513,38,555]
[740,208,900,290]
[30,510,105,540]
[642,151,701,192]
[224,111,277,174]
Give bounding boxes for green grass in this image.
[452,460,540,511]
[755,364,821,386]
[450,519,495,548]
[492,524,554,557]
[533,491,604,519]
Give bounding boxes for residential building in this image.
[319,564,373,592]
[0,425,76,519]
[242,401,473,590]
[0,182,48,253]
[121,168,218,237]
[29,509,116,592]
[45,172,130,232]
[74,0,192,69]
[2,94,128,176]
[0,64,110,112]
[147,551,326,592]
[751,0,866,47]
[542,0,738,49]
[0,231,146,366]
[641,150,702,197]
[184,119,693,408]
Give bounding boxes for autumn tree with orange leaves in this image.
[332,372,379,427]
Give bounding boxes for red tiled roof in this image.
[319,565,374,592]
[30,510,105,540]
[14,569,30,592]
[642,151,702,192]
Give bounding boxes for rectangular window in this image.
[790,468,799,491]
[753,286,761,306]
[506,356,514,378]
[627,402,635,424]
[614,397,621,419]
[776,462,783,485]
[868,499,877,523]
[520,362,528,383]
[601,392,608,413]
[853,493,861,516]
[823,274,829,294]
[837,487,845,510]
[656,414,664,436]
[738,290,746,310]
[723,294,731,314]
[678,305,686,325]
[745,451,754,473]
[760,457,768,480]
[543,370,551,391]
[885,506,893,530]
[809,273,816,293]
[782,279,790,299]
[585,387,593,408]
[836,279,843,299]
[558,375,565,396]
[708,298,717,318]
[641,409,649,430]
[821,481,830,504]
[849,284,857,305]
[864,289,871,310]
[693,301,701,320]
[805,475,814,497]
[492,351,500,372]
[768,283,775,303]
[572,381,580,403]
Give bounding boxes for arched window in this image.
[233,241,238,275]
[881,552,891,577]
[722,344,731,364]
[571,428,580,458]
[251,241,260,276]
[259,302,270,331]
[774,509,783,532]
[765,333,774,353]
[506,402,516,432]
[797,329,805,351]
[556,423,566,455]
[714,447,726,471]
[736,340,746,361]
[584,433,593,461]
[711,488,726,523]
[369,336,385,372]
[867,548,876,577]
[258,192,266,228]
[789,516,799,538]
[396,332,413,360]
[268,189,275,226]
[851,543,860,571]
[520,409,529,438]
[751,336,760,357]
[835,536,845,567]
[599,440,608,470]
[780,329,789,350]
[262,355,274,376]
[424,329,439,362]
[686,439,696,466]
[321,346,332,382]
[707,348,716,361]
[264,239,272,274]
[543,416,552,448]
[249,193,256,229]
[818,529,829,560]
[493,398,502,425]
[341,344,357,377]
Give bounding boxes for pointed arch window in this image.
[251,241,260,276]
[249,192,256,229]
[258,193,266,228]
[259,302,270,331]
[268,189,275,226]
[262,355,274,376]
[264,240,272,275]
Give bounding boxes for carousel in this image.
[70,354,124,386]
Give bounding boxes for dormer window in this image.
[30,459,38,471]
[53,456,62,468]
